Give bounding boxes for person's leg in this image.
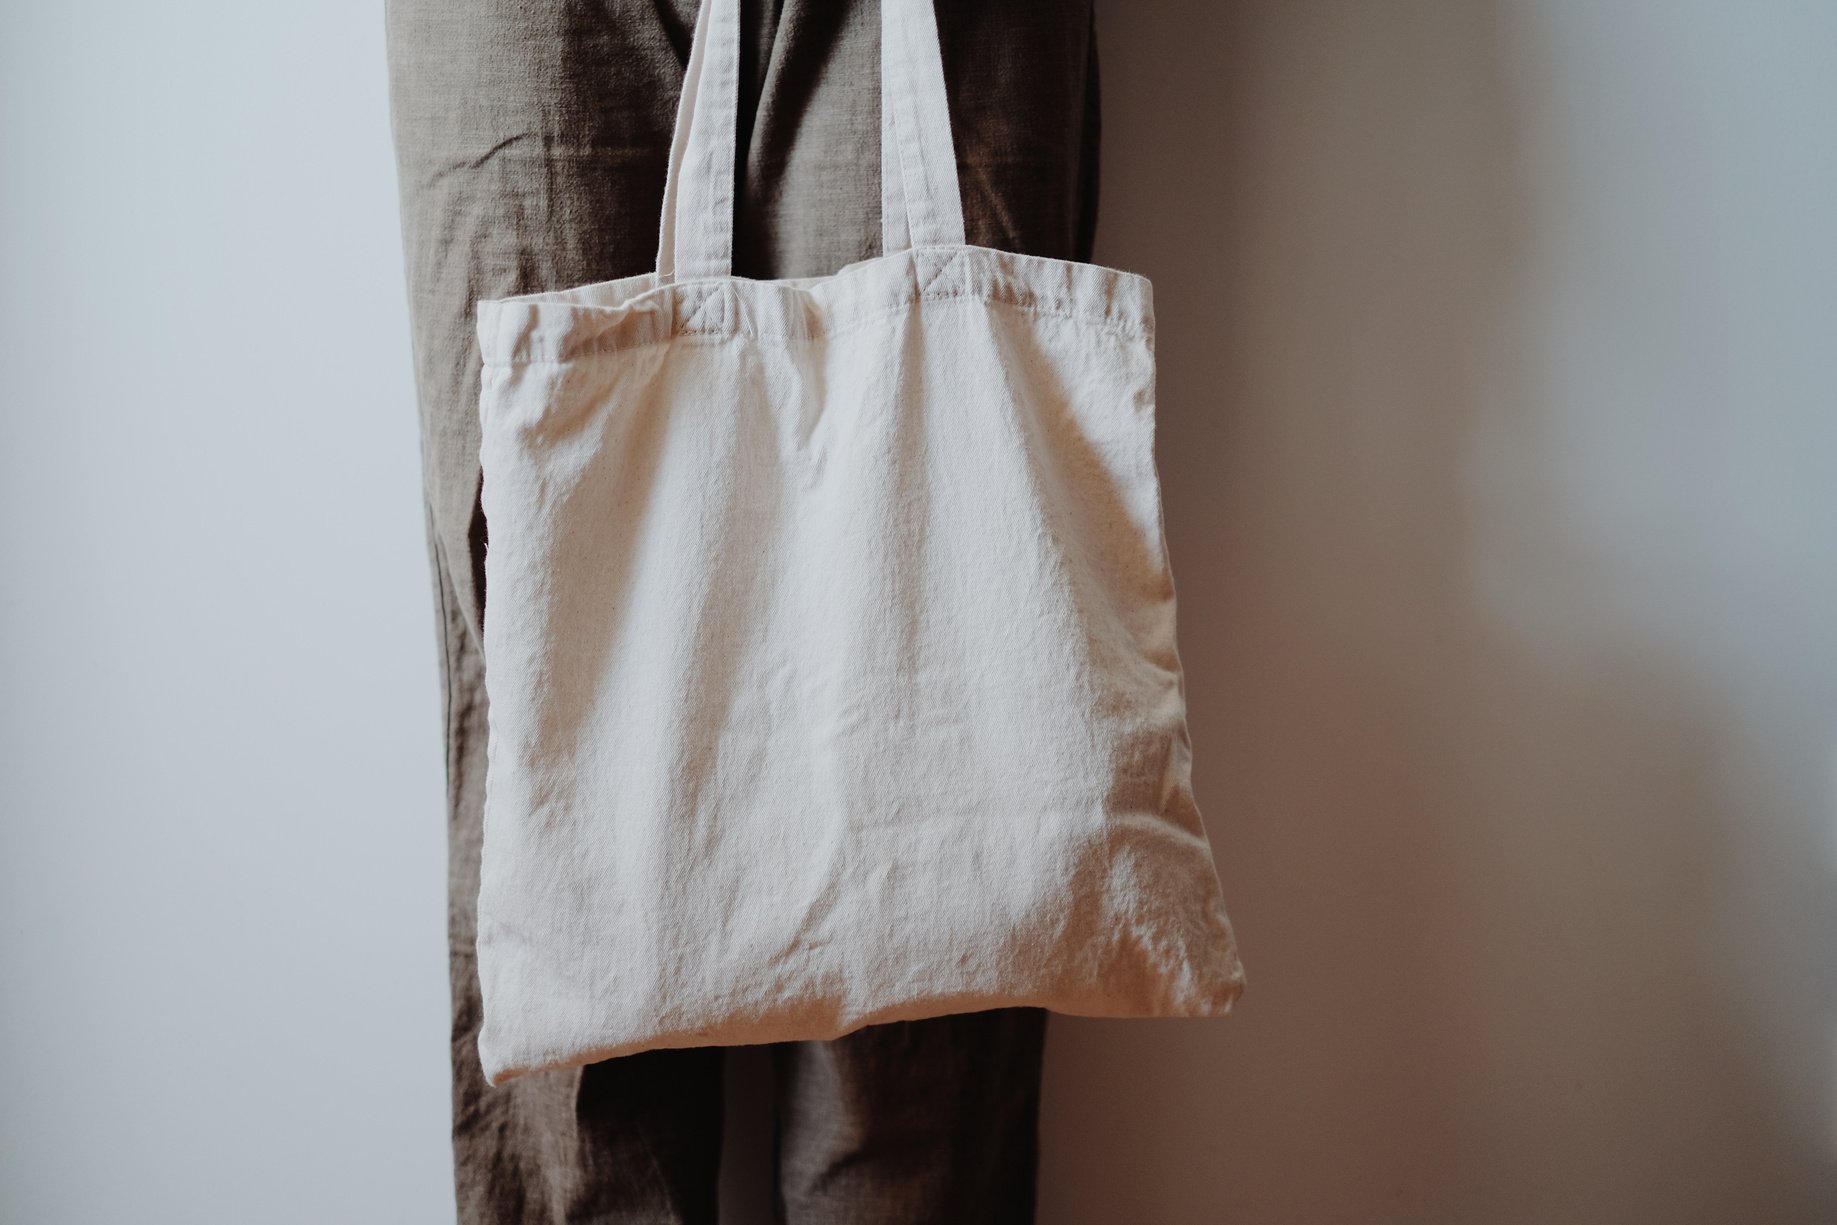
[731,0,1100,279]
[385,2,727,1221]
[772,1009,1051,1224]
[424,550,725,1225]
[747,3,1099,1221]
[386,0,1097,1217]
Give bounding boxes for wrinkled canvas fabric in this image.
[474,0,1246,1086]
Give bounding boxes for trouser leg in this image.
[749,6,1097,1223]
[387,3,727,1221]
[426,515,725,1225]
[772,1008,1050,1225]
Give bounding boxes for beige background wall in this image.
[1031,2,1835,1221]
[2,2,1832,1222]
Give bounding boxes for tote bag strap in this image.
[655,0,739,281]
[655,0,966,281]
[878,0,968,254]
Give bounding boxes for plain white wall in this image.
[0,3,454,1222]
[2,2,1832,1223]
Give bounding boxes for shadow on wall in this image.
[1033,1,1836,1223]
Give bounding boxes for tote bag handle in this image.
[655,0,967,281]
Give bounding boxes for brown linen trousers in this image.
[384,2,1100,1220]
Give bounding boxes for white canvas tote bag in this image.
[473,0,1247,1087]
